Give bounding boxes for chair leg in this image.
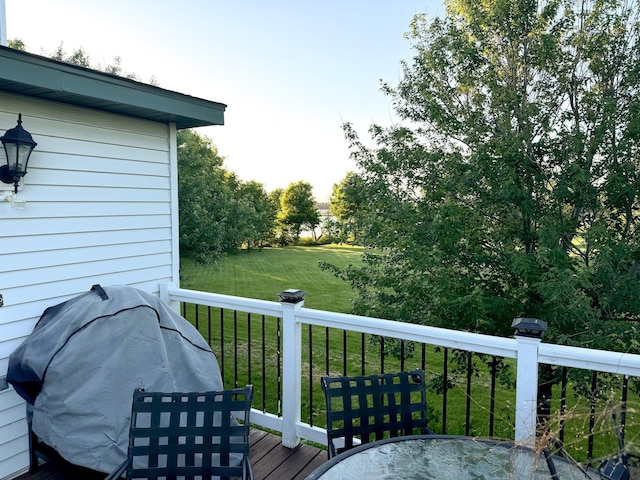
[244,456,254,480]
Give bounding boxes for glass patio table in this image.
[305,435,601,480]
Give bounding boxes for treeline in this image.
[177,130,324,263]
[177,126,362,263]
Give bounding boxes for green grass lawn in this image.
[180,244,363,312]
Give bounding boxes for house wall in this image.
[0,91,180,479]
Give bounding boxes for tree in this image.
[237,180,277,249]
[50,43,92,68]
[329,171,368,244]
[43,42,154,83]
[327,0,640,430]
[278,181,320,244]
[8,39,26,51]
[177,129,230,263]
[268,188,288,246]
[177,130,277,261]
[331,0,640,354]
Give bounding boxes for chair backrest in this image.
[320,370,429,458]
[125,385,253,480]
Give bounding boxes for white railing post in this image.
[512,317,547,445]
[159,282,180,312]
[279,289,306,448]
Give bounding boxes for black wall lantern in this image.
[1,114,37,194]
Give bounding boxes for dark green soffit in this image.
[0,45,226,129]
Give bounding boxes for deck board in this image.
[13,429,326,480]
[265,444,326,480]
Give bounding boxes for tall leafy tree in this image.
[278,181,320,244]
[177,130,276,261]
[333,0,640,356]
[329,171,368,244]
[237,180,277,249]
[177,129,230,263]
[269,188,288,246]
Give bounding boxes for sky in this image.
[4,0,446,201]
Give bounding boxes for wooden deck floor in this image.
[13,429,328,480]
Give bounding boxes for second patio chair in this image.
[320,369,431,458]
[105,385,253,480]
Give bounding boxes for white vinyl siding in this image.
[0,91,180,479]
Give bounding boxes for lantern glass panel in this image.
[3,142,32,176]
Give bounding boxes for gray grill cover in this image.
[8,285,224,473]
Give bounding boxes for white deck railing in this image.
[160,283,640,449]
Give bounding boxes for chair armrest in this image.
[103,459,128,480]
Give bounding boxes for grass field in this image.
[181,244,363,312]
[180,245,638,463]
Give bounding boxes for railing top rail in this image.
[297,307,519,359]
[166,286,283,318]
[539,343,640,377]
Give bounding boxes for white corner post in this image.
[0,0,6,47]
[168,123,180,288]
[159,282,180,312]
[279,289,306,448]
[512,317,547,445]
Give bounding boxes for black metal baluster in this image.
[465,351,472,436]
[588,371,598,463]
[342,330,347,375]
[220,308,225,380]
[261,315,266,412]
[277,316,282,417]
[325,327,330,375]
[247,313,252,385]
[234,310,238,388]
[207,306,212,347]
[621,375,629,446]
[442,348,448,434]
[559,367,568,445]
[309,324,313,426]
[489,355,496,437]
[361,333,366,375]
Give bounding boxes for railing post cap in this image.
[512,317,547,339]
[278,289,306,304]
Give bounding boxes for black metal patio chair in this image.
[320,370,431,458]
[105,385,253,480]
